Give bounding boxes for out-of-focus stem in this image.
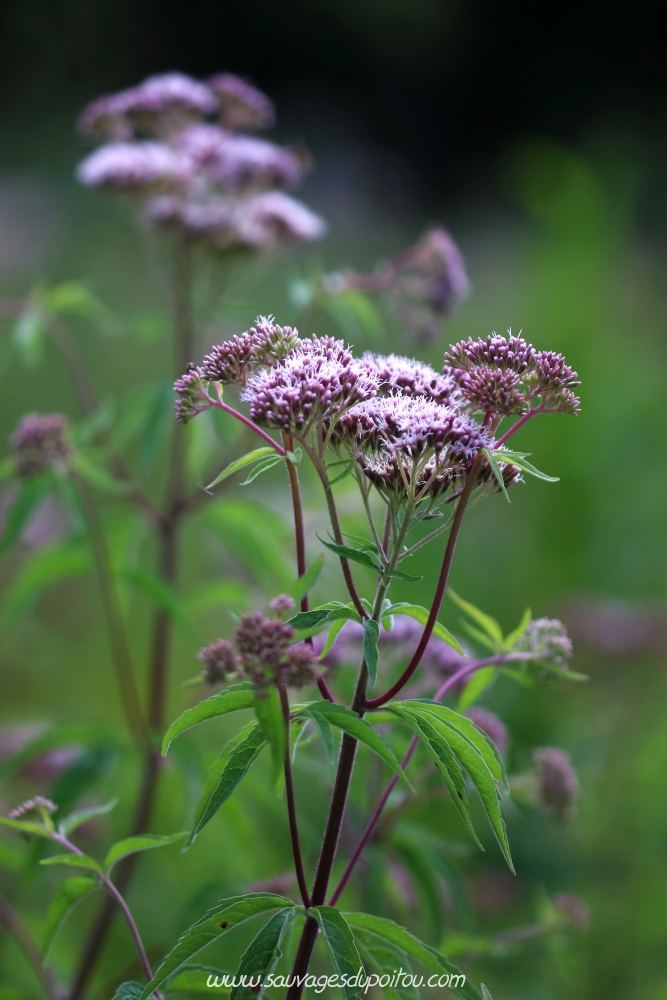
[279,684,311,908]
[0,892,65,1000]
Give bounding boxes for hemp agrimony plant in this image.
[0,69,587,1000]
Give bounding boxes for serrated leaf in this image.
[310,906,364,1000]
[492,449,559,482]
[363,619,380,687]
[162,684,255,756]
[42,876,98,964]
[254,688,286,787]
[408,702,506,785]
[206,448,279,491]
[39,854,102,873]
[304,709,335,764]
[317,535,382,572]
[188,722,267,847]
[386,604,464,655]
[112,983,145,1000]
[104,832,187,872]
[482,448,510,503]
[138,893,293,1000]
[288,555,325,605]
[343,913,482,1000]
[456,667,497,712]
[58,798,118,837]
[448,590,503,647]
[230,907,296,1000]
[304,703,411,788]
[240,454,283,485]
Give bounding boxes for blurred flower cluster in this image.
[76,72,326,252]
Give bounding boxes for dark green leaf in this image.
[138,893,293,1000]
[230,907,296,1000]
[304,703,411,788]
[317,535,382,572]
[310,906,364,1000]
[385,604,464,655]
[112,983,144,1000]
[384,568,423,583]
[288,555,325,604]
[206,448,278,491]
[254,688,286,786]
[482,448,510,503]
[304,709,335,764]
[355,930,419,1000]
[162,684,255,756]
[49,744,119,818]
[39,854,102,873]
[58,798,118,837]
[363,619,380,687]
[42,876,98,963]
[240,455,283,485]
[407,702,505,785]
[104,832,187,872]
[188,722,267,847]
[167,965,232,992]
[287,604,359,637]
[343,913,483,1000]
[318,617,349,660]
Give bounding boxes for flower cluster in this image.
[516,618,573,669]
[8,796,57,820]
[198,604,320,690]
[533,747,579,821]
[445,332,580,417]
[360,352,464,406]
[11,413,72,477]
[323,616,465,679]
[173,366,211,424]
[76,72,325,252]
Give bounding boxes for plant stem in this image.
[213,400,285,455]
[279,684,311,908]
[495,409,539,447]
[364,452,484,710]
[0,891,65,1000]
[311,457,367,620]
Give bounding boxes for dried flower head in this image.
[445,332,536,375]
[250,316,301,364]
[174,366,210,423]
[552,893,590,930]
[201,333,257,385]
[533,746,579,821]
[76,141,186,192]
[11,413,72,477]
[243,340,380,436]
[270,593,296,617]
[516,618,573,668]
[234,191,326,248]
[361,352,464,406]
[466,708,508,754]
[8,796,57,820]
[198,638,240,685]
[233,611,294,687]
[209,73,276,131]
[462,365,527,416]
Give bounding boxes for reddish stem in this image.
[279,684,311,908]
[495,408,540,447]
[212,400,285,455]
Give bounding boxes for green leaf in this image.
[502,607,532,651]
[304,703,411,788]
[206,500,292,590]
[456,667,497,712]
[482,448,510,503]
[58,798,118,837]
[343,913,483,1000]
[39,854,102,873]
[187,722,267,847]
[318,617,349,660]
[138,894,293,1000]
[0,538,92,634]
[0,817,53,839]
[481,987,494,1000]
[328,458,356,485]
[304,709,335,764]
[341,531,379,553]
[288,555,325,605]
[240,454,283,485]
[363,619,380,687]
[104,832,187,872]
[0,839,24,871]
[206,448,279,491]
[121,567,193,637]
[112,983,145,1000]
[167,966,232,992]
[287,604,359,637]
[72,453,130,496]
[317,535,383,572]
[492,448,559,482]
[42,876,98,964]
[408,702,506,785]
[384,568,423,583]
[355,930,419,1000]
[162,684,255,756]
[386,604,465,655]
[230,907,296,1000]
[44,281,109,322]
[310,906,364,1000]
[254,688,286,786]
[448,590,503,648]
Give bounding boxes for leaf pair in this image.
[206,445,297,492]
[317,536,422,583]
[483,446,558,503]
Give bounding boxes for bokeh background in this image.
[1,2,667,999]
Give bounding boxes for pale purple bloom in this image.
[198,638,240,685]
[516,618,573,668]
[76,141,187,191]
[533,747,579,821]
[121,72,216,125]
[463,365,527,416]
[234,191,326,247]
[249,316,301,364]
[201,332,257,384]
[11,413,72,477]
[270,593,296,616]
[391,226,470,314]
[328,616,465,679]
[174,366,210,423]
[552,894,590,929]
[145,194,234,238]
[174,122,230,166]
[209,73,275,131]
[77,94,132,141]
[445,331,536,374]
[207,134,303,191]
[8,796,57,820]
[361,352,464,405]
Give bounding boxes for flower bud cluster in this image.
[8,796,57,820]
[197,604,320,690]
[76,72,325,253]
[173,366,211,424]
[360,352,464,406]
[11,413,73,477]
[516,618,573,668]
[533,746,579,821]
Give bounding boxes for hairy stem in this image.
[279,684,311,907]
[0,891,65,1000]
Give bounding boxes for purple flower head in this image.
[390,227,470,342]
[524,350,581,414]
[250,316,302,364]
[8,796,57,821]
[233,611,294,687]
[552,894,590,930]
[243,341,380,436]
[361,352,464,406]
[198,638,240,685]
[120,72,217,136]
[462,365,527,416]
[533,746,578,821]
[145,194,234,241]
[11,413,72,477]
[270,593,296,617]
[209,73,276,131]
[202,134,303,193]
[201,332,257,385]
[76,141,187,192]
[234,191,326,248]
[445,331,536,375]
[77,94,132,142]
[281,642,320,689]
[347,396,488,461]
[516,618,573,668]
[466,708,508,754]
[174,366,210,423]
[173,123,229,167]
[330,616,465,681]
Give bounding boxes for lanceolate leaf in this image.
[230,907,296,1000]
[385,604,464,655]
[188,722,267,847]
[318,617,349,660]
[288,555,325,605]
[104,832,187,872]
[58,798,118,837]
[481,986,494,1000]
[304,709,335,764]
[254,687,286,786]
[456,667,497,712]
[240,454,283,485]
[303,703,411,788]
[0,817,55,839]
[42,876,99,963]
[482,448,510,503]
[343,913,483,1000]
[407,702,506,785]
[354,930,419,1000]
[447,591,503,648]
[492,448,559,482]
[162,684,255,756]
[39,854,103,874]
[138,894,293,1000]
[309,907,364,1000]
[317,536,383,572]
[206,448,279,491]
[502,607,532,651]
[363,619,380,687]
